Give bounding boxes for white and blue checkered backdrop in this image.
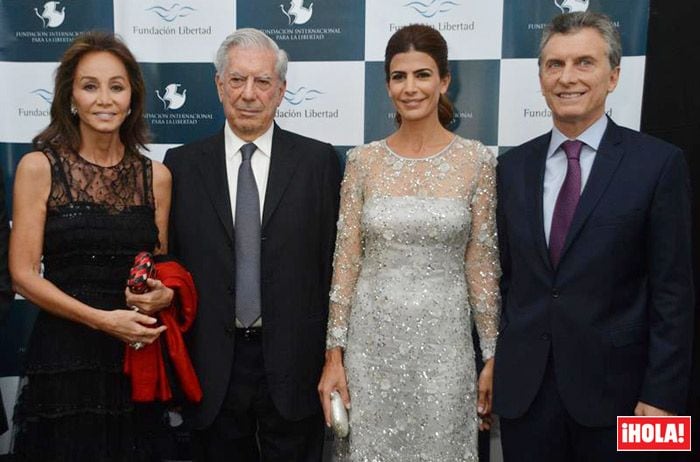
[0,0,649,451]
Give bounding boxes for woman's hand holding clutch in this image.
[318,347,351,436]
[124,278,174,316]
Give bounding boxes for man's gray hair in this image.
[214,28,289,81]
[538,11,622,70]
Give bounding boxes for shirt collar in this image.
[224,121,274,159]
[547,115,608,159]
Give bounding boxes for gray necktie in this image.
[235,143,261,327]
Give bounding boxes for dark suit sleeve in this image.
[319,145,341,318]
[0,170,13,321]
[639,148,694,414]
[496,159,510,330]
[163,149,179,258]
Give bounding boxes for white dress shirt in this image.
[224,122,274,224]
[543,115,608,244]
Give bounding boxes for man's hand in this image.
[634,401,675,416]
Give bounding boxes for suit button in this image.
[551,289,560,298]
[541,333,551,341]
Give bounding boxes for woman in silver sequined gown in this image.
[318,25,501,461]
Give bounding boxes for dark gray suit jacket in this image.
[164,124,341,429]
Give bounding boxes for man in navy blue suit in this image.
[494,11,693,461]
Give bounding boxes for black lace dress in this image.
[13,148,159,461]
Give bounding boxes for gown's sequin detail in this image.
[327,137,501,461]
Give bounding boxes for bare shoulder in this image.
[17,150,50,172]
[151,159,172,190]
[13,151,52,205]
[16,151,51,183]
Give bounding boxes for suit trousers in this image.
[499,350,659,462]
[191,333,324,462]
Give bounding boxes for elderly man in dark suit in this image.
[494,12,693,461]
[164,28,341,462]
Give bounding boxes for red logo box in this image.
[617,416,691,451]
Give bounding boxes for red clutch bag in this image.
[127,251,156,294]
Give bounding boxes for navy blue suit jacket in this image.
[493,118,694,426]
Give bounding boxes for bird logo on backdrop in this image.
[280,0,313,25]
[284,87,324,105]
[34,1,65,28]
[554,0,589,13]
[145,3,196,22]
[403,0,460,18]
[31,89,54,104]
[156,84,187,110]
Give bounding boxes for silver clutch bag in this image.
[330,391,349,438]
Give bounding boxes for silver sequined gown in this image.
[326,137,501,462]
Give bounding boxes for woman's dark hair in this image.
[33,31,150,153]
[384,24,454,128]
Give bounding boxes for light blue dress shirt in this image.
[543,115,608,245]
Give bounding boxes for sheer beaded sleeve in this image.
[326,148,365,350]
[464,145,501,360]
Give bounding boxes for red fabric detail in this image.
[123,260,202,402]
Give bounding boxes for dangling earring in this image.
[70,105,77,116]
[127,108,132,116]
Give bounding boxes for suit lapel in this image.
[559,119,625,261]
[196,130,234,242]
[525,133,553,272]
[262,125,302,229]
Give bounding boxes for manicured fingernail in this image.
[478,406,484,413]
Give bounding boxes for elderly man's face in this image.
[539,27,620,137]
[216,46,286,141]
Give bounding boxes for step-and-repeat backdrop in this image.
[0,0,649,452]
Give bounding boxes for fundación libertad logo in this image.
[156,84,187,110]
[146,80,213,129]
[554,0,589,13]
[34,1,66,28]
[135,2,210,36]
[263,0,341,43]
[31,88,54,104]
[284,86,323,105]
[18,89,53,118]
[278,86,338,119]
[403,0,459,18]
[146,3,197,22]
[394,0,472,33]
[525,0,591,34]
[280,0,313,25]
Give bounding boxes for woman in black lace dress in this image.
[9,32,173,461]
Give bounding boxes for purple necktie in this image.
[549,139,583,267]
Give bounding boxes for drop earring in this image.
[70,105,77,115]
